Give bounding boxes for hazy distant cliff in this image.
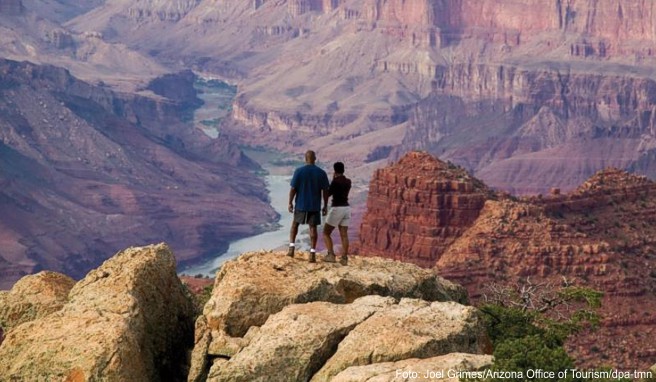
[63,0,656,192]
[0,59,276,289]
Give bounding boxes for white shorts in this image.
[325,206,351,227]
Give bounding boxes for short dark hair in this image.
[333,162,345,174]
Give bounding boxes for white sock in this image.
[310,249,316,253]
[289,243,295,247]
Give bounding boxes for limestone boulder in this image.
[207,296,397,382]
[200,296,488,382]
[205,251,466,337]
[189,251,467,381]
[331,353,493,382]
[311,299,489,381]
[0,243,195,381]
[0,271,75,331]
[189,250,467,381]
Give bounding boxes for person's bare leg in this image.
[288,221,299,257]
[289,221,299,243]
[308,224,318,262]
[323,224,336,262]
[338,226,349,264]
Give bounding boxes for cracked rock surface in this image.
[190,250,489,382]
[0,243,195,381]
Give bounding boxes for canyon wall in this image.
[358,151,656,369]
[0,59,276,289]
[397,66,656,194]
[61,0,656,187]
[364,0,656,55]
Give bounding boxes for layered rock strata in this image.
[0,243,195,381]
[189,250,485,382]
[359,151,491,267]
[358,151,656,369]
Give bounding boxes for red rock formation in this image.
[363,0,656,56]
[359,151,656,369]
[359,152,491,267]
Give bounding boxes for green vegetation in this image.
[470,278,633,382]
[194,284,214,315]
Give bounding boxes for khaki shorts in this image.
[325,206,351,227]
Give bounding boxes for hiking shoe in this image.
[287,246,295,258]
[309,252,316,263]
[324,251,336,263]
[339,255,348,266]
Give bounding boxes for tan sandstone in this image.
[0,271,75,332]
[189,250,471,381]
[0,243,195,381]
[207,295,397,382]
[311,299,489,381]
[331,353,494,382]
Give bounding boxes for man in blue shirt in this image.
[288,150,329,263]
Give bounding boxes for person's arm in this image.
[322,187,329,216]
[288,188,296,213]
[322,171,330,215]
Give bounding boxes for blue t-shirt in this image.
[290,164,329,211]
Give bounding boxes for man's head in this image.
[305,150,317,164]
[333,162,345,174]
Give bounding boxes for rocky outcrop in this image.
[208,296,395,381]
[45,29,76,50]
[359,152,491,267]
[0,243,195,381]
[146,69,203,111]
[358,152,656,369]
[127,0,198,21]
[206,297,487,382]
[311,299,488,381]
[0,271,75,332]
[189,250,478,382]
[331,353,493,382]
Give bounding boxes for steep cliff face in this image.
[62,0,656,182]
[0,59,276,289]
[358,151,656,369]
[126,0,200,22]
[359,152,491,267]
[398,67,656,194]
[363,0,656,56]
